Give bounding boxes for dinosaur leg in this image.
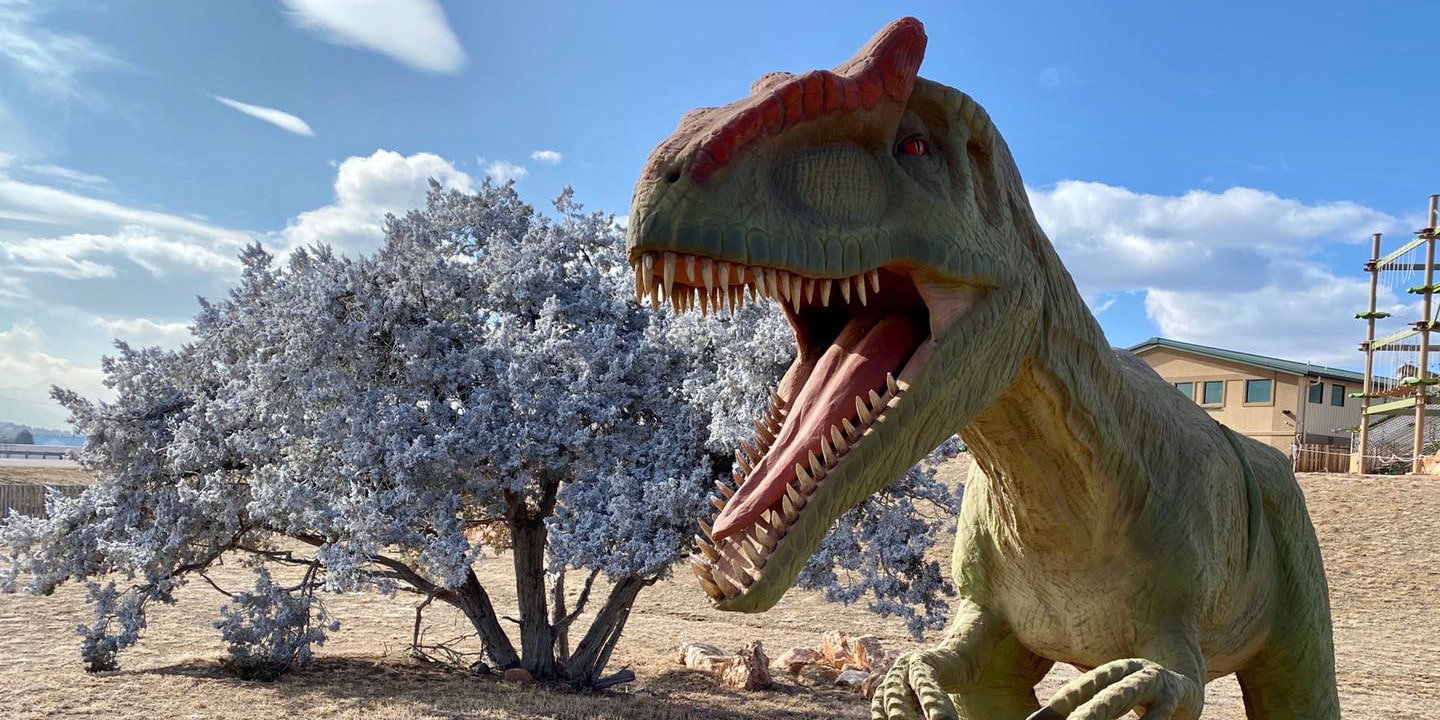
[949,634,1054,720]
[870,599,1007,720]
[1235,639,1340,719]
[1029,636,1205,720]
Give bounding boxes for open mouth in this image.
[631,251,981,603]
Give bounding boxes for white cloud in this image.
[213,96,315,137]
[530,150,563,165]
[18,162,108,189]
[0,0,122,99]
[1031,181,1394,294]
[0,321,109,429]
[1029,181,1398,366]
[89,316,192,348]
[280,0,464,74]
[281,149,473,254]
[2,226,239,280]
[485,160,527,184]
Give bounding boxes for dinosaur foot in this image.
[870,649,968,720]
[1028,658,1191,720]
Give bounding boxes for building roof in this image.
[1126,337,1365,384]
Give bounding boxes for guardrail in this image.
[0,444,79,460]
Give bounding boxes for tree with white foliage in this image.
[2,181,959,688]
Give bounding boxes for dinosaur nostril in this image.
[664,167,681,184]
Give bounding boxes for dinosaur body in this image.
[626,18,1338,719]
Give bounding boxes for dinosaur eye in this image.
[896,135,929,156]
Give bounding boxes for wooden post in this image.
[1357,232,1383,474]
[1413,198,1439,474]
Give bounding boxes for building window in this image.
[1175,382,1194,400]
[1245,379,1273,404]
[1331,384,1345,407]
[1202,380,1224,406]
[1307,382,1323,404]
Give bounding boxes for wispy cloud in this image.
[484,160,527,184]
[213,95,315,137]
[530,150,563,165]
[0,0,123,99]
[19,162,107,189]
[280,0,464,74]
[90,316,192,347]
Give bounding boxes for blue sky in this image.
[1,0,1436,428]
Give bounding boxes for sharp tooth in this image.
[684,255,697,284]
[821,435,835,464]
[782,491,801,521]
[802,277,814,304]
[738,537,766,567]
[742,440,761,464]
[732,468,746,486]
[695,536,719,561]
[831,425,848,453]
[754,418,774,444]
[842,417,858,439]
[808,450,822,477]
[718,261,730,294]
[748,282,757,302]
[699,518,714,538]
[710,495,726,512]
[700,257,715,295]
[736,563,758,586]
[764,268,780,299]
[688,288,698,313]
[670,290,682,313]
[776,271,791,302]
[887,373,900,395]
[796,463,816,492]
[694,569,724,599]
[699,286,710,316]
[856,396,873,424]
[869,389,883,411]
[795,462,813,489]
[634,260,645,304]
[736,449,753,473]
[766,508,785,530]
[711,566,741,597]
[869,269,880,293]
[856,275,868,306]
[663,253,677,299]
[754,525,777,550]
[790,277,803,312]
[820,278,832,306]
[754,269,768,298]
[716,480,735,498]
[840,276,852,303]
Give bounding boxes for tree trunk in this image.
[565,573,652,688]
[450,569,520,670]
[509,502,558,679]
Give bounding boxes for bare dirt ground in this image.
[0,463,1436,718]
[0,463,88,485]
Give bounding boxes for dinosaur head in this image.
[627,17,1050,611]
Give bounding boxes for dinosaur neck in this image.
[960,267,1137,552]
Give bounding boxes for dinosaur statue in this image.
[625,17,1339,720]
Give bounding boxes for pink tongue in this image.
[711,313,923,540]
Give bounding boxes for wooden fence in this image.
[0,484,86,519]
[1294,444,1352,473]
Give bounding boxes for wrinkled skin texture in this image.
[626,17,1339,720]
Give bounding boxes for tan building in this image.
[1128,338,1364,456]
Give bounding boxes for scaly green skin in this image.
[627,18,1339,720]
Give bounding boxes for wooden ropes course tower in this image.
[1356,194,1440,474]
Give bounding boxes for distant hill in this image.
[0,421,83,446]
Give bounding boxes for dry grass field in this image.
[1,459,1436,718]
